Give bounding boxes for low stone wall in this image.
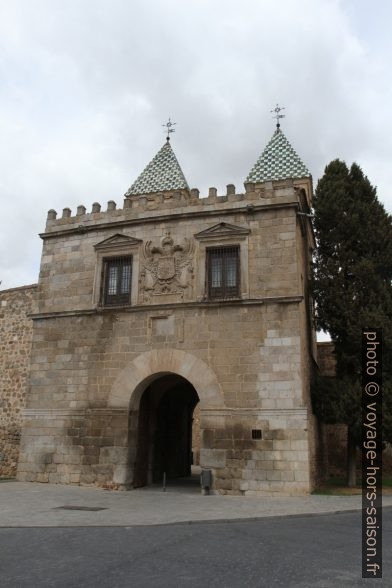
[316,342,343,478]
[317,341,392,479]
[317,341,336,376]
[0,284,37,477]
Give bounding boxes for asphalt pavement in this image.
[1,509,391,588]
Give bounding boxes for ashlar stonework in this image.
[0,284,37,476]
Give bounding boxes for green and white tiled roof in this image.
[246,128,310,183]
[126,140,189,196]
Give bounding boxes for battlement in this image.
[44,177,312,235]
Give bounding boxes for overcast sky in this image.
[1,0,391,292]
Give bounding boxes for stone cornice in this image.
[200,408,308,418]
[28,295,303,320]
[28,309,97,320]
[22,408,86,418]
[22,407,307,419]
[40,200,300,240]
[22,407,128,419]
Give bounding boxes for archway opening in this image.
[133,374,200,488]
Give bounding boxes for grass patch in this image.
[312,488,334,496]
[312,476,392,496]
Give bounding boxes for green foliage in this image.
[312,159,392,444]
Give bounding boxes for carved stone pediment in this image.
[94,234,142,251]
[194,222,250,241]
[139,232,194,304]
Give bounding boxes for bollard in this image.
[201,469,212,495]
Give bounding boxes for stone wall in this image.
[18,305,313,494]
[315,341,392,479]
[0,284,37,477]
[317,341,337,377]
[315,342,345,479]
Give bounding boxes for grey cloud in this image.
[0,0,391,289]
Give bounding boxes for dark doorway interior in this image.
[133,374,199,488]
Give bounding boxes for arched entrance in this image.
[108,349,224,489]
[133,374,199,487]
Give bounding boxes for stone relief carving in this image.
[139,232,194,303]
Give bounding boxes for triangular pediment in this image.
[94,233,142,250]
[194,222,250,241]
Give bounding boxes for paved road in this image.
[1,510,391,588]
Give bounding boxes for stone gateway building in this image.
[3,126,323,494]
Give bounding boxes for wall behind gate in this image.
[0,284,37,477]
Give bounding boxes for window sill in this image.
[206,296,242,302]
[98,303,132,310]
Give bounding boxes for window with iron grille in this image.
[206,246,240,299]
[102,256,132,306]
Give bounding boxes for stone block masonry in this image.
[0,284,37,477]
[14,176,321,495]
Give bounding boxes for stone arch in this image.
[108,348,224,410]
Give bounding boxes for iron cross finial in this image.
[271,104,285,129]
[162,118,176,141]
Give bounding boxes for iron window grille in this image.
[102,256,132,306]
[206,246,240,299]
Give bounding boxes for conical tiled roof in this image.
[245,128,310,183]
[126,140,189,196]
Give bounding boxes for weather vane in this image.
[162,117,176,141]
[271,104,285,129]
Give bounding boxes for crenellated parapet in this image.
[44,177,312,235]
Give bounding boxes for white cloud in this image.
[0,0,391,289]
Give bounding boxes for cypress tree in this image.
[312,159,392,486]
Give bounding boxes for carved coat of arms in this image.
[140,232,194,302]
